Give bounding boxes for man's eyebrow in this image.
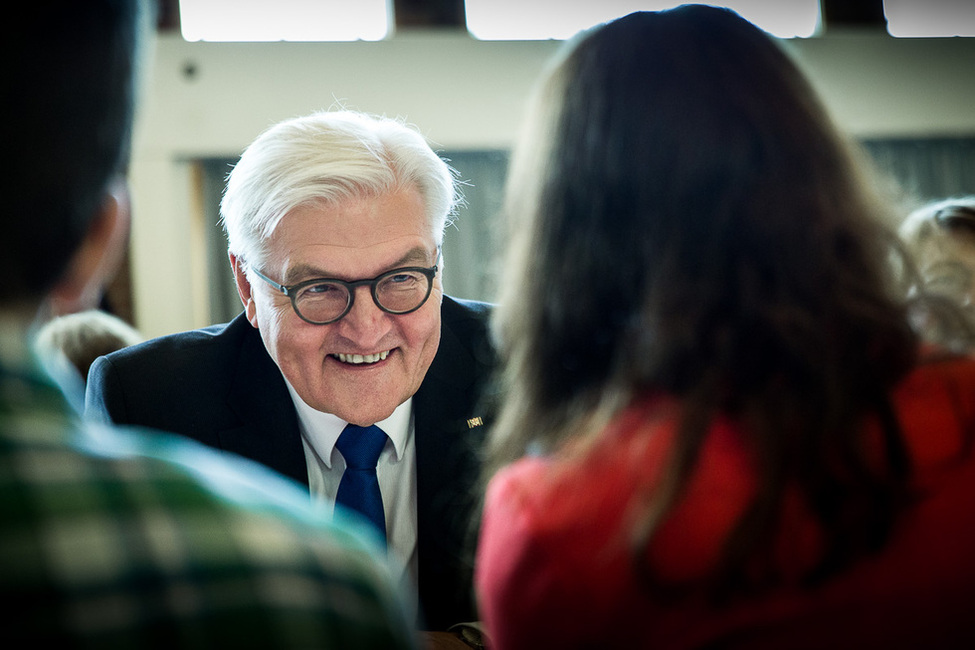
[392,246,435,268]
[284,247,435,284]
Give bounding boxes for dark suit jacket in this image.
[86,296,497,631]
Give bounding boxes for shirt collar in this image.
[283,377,413,468]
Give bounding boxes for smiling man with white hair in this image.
[86,110,498,636]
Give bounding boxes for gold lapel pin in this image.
[467,416,484,429]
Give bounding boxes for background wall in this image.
[126,30,975,338]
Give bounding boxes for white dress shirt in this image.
[283,380,419,611]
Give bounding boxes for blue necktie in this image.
[335,423,388,545]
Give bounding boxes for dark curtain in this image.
[861,137,975,205]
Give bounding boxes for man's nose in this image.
[339,286,389,343]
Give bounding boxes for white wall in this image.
[127,29,975,338]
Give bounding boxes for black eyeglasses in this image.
[250,251,440,325]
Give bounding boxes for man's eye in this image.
[303,282,341,296]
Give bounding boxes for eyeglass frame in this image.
[248,249,441,325]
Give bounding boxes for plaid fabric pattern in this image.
[0,360,415,648]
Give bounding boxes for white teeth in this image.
[335,350,390,365]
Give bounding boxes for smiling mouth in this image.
[332,350,391,365]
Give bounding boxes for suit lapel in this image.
[220,316,310,487]
[412,298,495,629]
[413,303,489,499]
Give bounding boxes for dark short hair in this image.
[1,1,146,305]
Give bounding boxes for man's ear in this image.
[229,252,259,328]
[47,180,131,316]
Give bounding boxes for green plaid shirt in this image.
[0,351,416,648]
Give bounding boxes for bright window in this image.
[884,0,975,37]
[179,0,392,42]
[464,0,821,40]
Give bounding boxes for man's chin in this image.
[315,396,400,427]
[339,410,398,427]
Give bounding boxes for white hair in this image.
[899,195,975,254]
[221,110,459,267]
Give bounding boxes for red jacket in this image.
[476,354,975,649]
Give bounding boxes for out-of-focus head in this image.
[2,0,149,310]
[900,197,975,311]
[495,5,907,437]
[220,110,459,270]
[35,309,144,383]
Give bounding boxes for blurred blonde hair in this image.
[35,310,143,382]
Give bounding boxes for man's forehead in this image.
[274,191,433,238]
[282,244,436,282]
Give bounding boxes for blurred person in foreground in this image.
[85,108,497,640]
[1,1,415,646]
[475,6,975,649]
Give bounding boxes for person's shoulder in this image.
[439,296,497,371]
[442,295,493,323]
[908,347,975,387]
[36,421,415,646]
[78,418,358,532]
[98,314,250,368]
[894,349,975,450]
[85,315,258,407]
[441,295,494,344]
[74,418,397,577]
[487,456,552,505]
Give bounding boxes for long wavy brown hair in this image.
[487,5,925,598]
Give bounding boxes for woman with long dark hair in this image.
[475,6,975,648]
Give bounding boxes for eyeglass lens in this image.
[294,269,432,323]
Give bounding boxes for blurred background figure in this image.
[35,309,144,385]
[475,5,975,649]
[899,196,975,346]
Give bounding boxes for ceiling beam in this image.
[160,0,469,33]
[156,0,181,31]
[163,1,893,37]
[393,0,466,29]
[820,0,888,32]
